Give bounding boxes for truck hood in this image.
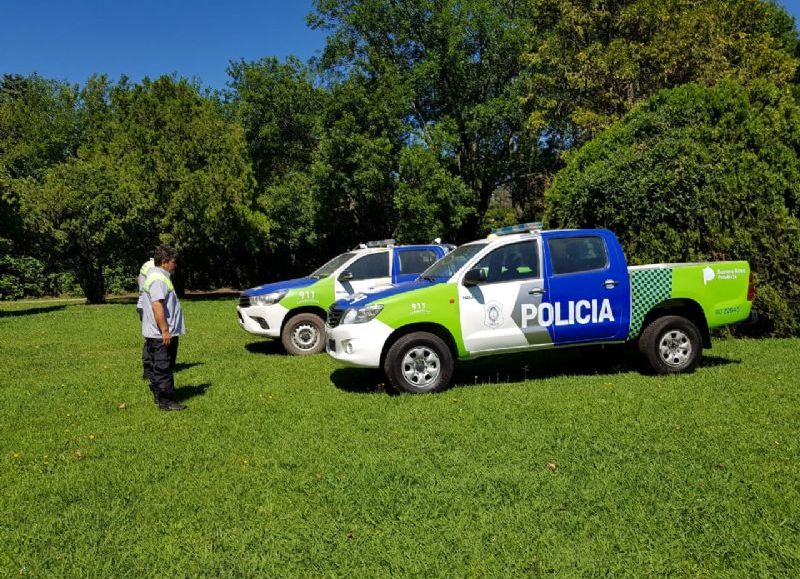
[242,277,318,297]
[334,277,446,309]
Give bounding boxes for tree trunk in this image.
[77,257,106,304]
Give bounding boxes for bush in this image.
[0,254,47,300]
[545,81,800,336]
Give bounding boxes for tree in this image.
[310,72,408,251]
[21,75,264,301]
[546,81,800,336]
[524,0,799,143]
[226,57,326,278]
[227,57,324,188]
[310,0,544,240]
[0,75,80,294]
[22,158,135,302]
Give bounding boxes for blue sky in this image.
[0,0,327,90]
[2,0,799,91]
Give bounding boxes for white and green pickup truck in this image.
[325,224,755,393]
[237,241,450,355]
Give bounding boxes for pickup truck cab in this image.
[326,224,755,392]
[237,241,451,355]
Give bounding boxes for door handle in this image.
[528,287,546,296]
[603,279,620,289]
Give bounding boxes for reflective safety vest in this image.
[144,271,174,293]
[139,259,155,277]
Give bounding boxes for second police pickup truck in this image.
[326,224,755,393]
[237,241,451,355]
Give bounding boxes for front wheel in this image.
[639,315,702,374]
[281,313,326,356]
[383,332,454,394]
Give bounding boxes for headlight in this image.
[250,290,288,306]
[341,304,384,324]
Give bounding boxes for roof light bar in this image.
[490,222,543,237]
[358,239,396,248]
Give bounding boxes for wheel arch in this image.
[639,298,711,348]
[380,323,459,369]
[280,306,328,334]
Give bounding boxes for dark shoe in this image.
[158,399,187,411]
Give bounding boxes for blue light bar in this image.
[490,222,543,237]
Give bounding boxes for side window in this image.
[347,252,390,280]
[548,236,608,275]
[471,240,539,283]
[398,249,438,275]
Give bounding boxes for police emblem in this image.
[484,301,504,328]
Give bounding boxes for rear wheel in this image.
[639,315,702,374]
[281,313,326,356]
[383,332,454,393]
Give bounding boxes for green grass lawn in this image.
[1,299,799,577]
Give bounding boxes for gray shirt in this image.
[141,267,186,339]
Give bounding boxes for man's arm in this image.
[151,300,172,346]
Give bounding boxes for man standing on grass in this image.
[141,245,187,411]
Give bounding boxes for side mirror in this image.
[463,268,487,287]
[338,271,354,282]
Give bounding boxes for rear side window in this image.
[347,252,390,280]
[548,236,608,275]
[472,240,540,283]
[398,249,438,274]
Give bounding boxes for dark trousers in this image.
[143,337,179,401]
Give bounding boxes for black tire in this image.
[281,313,326,356]
[639,315,703,374]
[383,332,454,393]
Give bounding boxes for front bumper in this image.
[325,319,394,368]
[236,304,288,338]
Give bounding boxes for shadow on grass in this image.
[329,368,396,395]
[245,341,285,356]
[0,305,67,318]
[175,361,203,373]
[329,346,742,395]
[173,383,211,402]
[699,354,741,368]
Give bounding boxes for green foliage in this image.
[226,57,327,277]
[310,74,407,250]
[0,253,45,300]
[17,75,265,300]
[546,81,800,336]
[524,0,800,141]
[311,0,542,239]
[394,141,477,243]
[227,57,324,186]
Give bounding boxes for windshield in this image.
[420,243,488,279]
[310,252,356,278]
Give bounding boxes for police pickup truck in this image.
[237,241,451,355]
[326,224,755,392]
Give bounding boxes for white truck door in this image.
[459,239,552,354]
[335,251,392,298]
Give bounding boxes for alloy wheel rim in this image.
[401,346,441,387]
[292,323,319,350]
[658,329,692,367]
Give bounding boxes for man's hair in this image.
[153,245,176,266]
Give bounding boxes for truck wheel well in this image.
[281,306,328,332]
[380,323,459,368]
[640,299,711,348]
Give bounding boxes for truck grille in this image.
[327,305,345,328]
[239,294,251,308]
